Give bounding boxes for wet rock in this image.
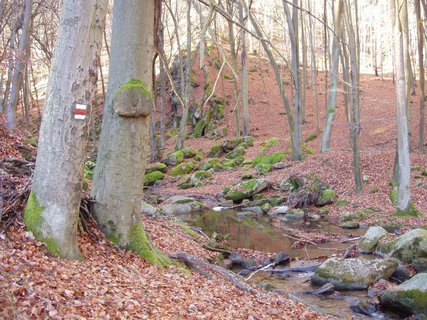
[146,162,168,174]
[164,150,185,166]
[140,200,161,217]
[268,206,289,216]
[229,252,245,266]
[359,226,389,254]
[311,257,399,290]
[225,179,269,202]
[261,203,271,213]
[350,300,378,316]
[379,272,427,317]
[281,208,305,221]
[161,196,206,215]
[375,228,427,272]
[308,283,335,296]
[341,221,360,229]
[307,212,321,222]
[273,252,290,266]
[243,206,264,215]
[390,264,412,283]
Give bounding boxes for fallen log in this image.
[170,252,256,294]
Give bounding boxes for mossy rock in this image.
[146,162,168,174]
[359,226,389,253]
[255,163,272,175]
[252,152,285,168]
[171,162,195,176]
[395,202,422,218]
[224,146,245,160]
[223,138,245,151]
[161,196,206,215]
[317,189,337,206]
[312,257,399,290]
[305,133,317,143]
[243,136,254,147]
[182,148,197,158]
[421,169,427,177]
[379,272,427,317]
[207,144,223,158]
[242,173,255,180]
[341,221,360,229]
[164,150,184,166]
[199,158,221,171]
[193,119,206,138]
[189,170,212,187]
[144,171,165,186]
[225,179,269,202]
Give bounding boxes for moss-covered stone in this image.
[317,189,337,206]
[223,138,245,151]
[193,119,206,138]
[199,158,221,171]
[189,170,212,187]
[243,136,254,147]
[113,79,152,117]
[225,179,268,202]
[252,152,285,168]
[182,148,197,158]
[164,150,185,166]
[128,223,173,266]
[171,162,194,176]
[207,144,223,158]
[255,163,272,175]
[24,192,61,256]
[146,162,168,174]
[224,146,245,159]
[144,171,164,186]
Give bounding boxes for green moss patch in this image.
[144,171,164,186]
[115,78,152,101]
[128,223,174,266]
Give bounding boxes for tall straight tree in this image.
[92,0,172,265]
[24,0,107,259]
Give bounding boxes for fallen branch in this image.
[170,252,256,294]
[245,262,275,281]
[339,236,361,243]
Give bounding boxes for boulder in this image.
[225,179,268,202]
[189,170,212,187]
[224,146,245,159]
[146,162,167,174]
[141,201,161,217]
[375,228,427,272]
[144,171,164,186]
[161,196,206,215]
[182,148,197,158]
[311,257,399,290]
[170,161,194,176]
[207,145,223,158]
[254,163,272,175]
[199,158,221,171]
[379,272,427,316]
[341,221,360,229]
[359,226,389,253]
[268,206,289,216]
[164,150,184,166]
[316,189,337,206]
[223,138,244,151]
[281,208,305,221]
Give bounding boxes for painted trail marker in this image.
[74,104,87,120]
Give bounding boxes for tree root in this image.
[170,252,256,294]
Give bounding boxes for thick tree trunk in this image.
[92,0,172,265]
[26,0,106,259]
[416,0,425,153]
[240,1,250,136]
[6,0,33,128]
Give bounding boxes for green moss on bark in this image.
[128,223,174,266]
[24,192,60,256]
[115,78,152,101]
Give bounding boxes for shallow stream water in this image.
[176,210,399,319]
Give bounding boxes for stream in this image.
[176,210,400,319]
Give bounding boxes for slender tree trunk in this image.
[2,3,17,114]
[416,0,425,153]
[240,1,250,136]
[6,0,33,128]
[321,0,343,152]
[26,0,107,259]
[393,0,412,212]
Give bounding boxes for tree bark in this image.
[26,0,107,259]
[416,0,425,153]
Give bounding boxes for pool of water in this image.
[177,209,364,258]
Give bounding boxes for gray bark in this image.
[393,0,411,210]
[92,0,155,246]
[28,0,106,259]
[416,0,425,153]
[240,1,250,136]
[6,0,33,128]
[321,0,343,152]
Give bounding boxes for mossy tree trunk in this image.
[92,0,172,266]
[25,0,107,259]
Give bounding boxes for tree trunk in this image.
[321,0,343,152]
[92,0,172,265]
[416,0,425,153]
[393,0,412,212]
[240,1,250,136]
[6,0,33,128]
[25,0,107,259]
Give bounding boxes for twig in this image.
[245,262,275,281]
[339,236,361,243]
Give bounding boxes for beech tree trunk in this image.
[92,0,171,265]
[25,0,107,259]
[6,0,33,128]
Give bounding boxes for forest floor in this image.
[1,54,427,319]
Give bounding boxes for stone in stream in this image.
[341,220,360,229]
[359,226,389,254]
[349,301,378,317]
[268,206,289,216]
[161,196,206,215]
[311,257,399,290]
[225,179,269,202]
[379,272,427,317]
[279,208,305,221]
[273,252,290,266]
[375,228,427,272]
